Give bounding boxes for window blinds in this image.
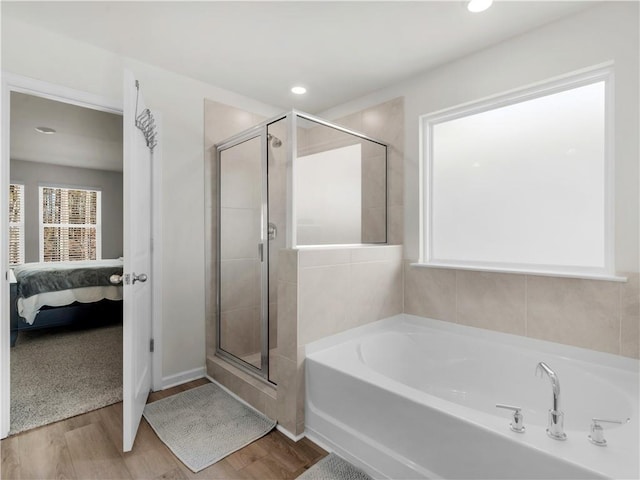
[40,186,101,262]
[9,183,25,265]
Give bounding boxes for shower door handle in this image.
[268,222,277,241]
[258,243,264,262]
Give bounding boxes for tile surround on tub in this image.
[527,275,620,354]
[297,245,404,345]
[403,263,640,358]
[348,260,403,327]
[298,264,351,345]
[456,270,527,336]
[276,279,297,362]
[297,248,351,268]
[278,248,298,284]
[621,272,640,358]
[334,97,404,246]
[404,265,456,321]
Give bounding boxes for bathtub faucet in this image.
[535,362,567,440]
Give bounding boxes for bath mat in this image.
[297,453,373,480]
[143,382,276,472]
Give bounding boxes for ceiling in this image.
[2,1,596,113]
[10,92,123,172]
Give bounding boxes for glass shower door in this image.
[218,132,267,373]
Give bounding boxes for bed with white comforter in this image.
[10,259,124,345]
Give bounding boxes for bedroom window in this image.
[420,67,613,277]
[39,186,102,262]
[9,183,25,265]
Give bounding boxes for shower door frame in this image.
[213,110,389,384]
[215,126,271,380]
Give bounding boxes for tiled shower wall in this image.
[297,121,387,243]
[333,98,405,245]
[404,265,640,359]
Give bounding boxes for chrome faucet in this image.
[535,362,567,440]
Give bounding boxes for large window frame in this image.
[38,185,102,262]
[419,66,615,278]
[8,183,25,266]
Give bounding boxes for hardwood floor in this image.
[1,378,328,479]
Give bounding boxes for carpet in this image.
[143,382,276,472]
[10,323,123,435]
[297,453,373,480]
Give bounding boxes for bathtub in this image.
[305,314,639,479]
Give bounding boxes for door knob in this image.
[132,273,148,284]
[109,274,123,285]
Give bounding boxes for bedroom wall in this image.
[2,15,281,383]
[10,159,124,262]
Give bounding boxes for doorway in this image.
[1,74,163,440]
[7,91,124,434]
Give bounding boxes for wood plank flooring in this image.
[1,378,328,479]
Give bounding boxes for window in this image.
[39,186,101,262]
[421,68,612,276]
[9,183,25,265]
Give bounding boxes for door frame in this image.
[214,129,270,381]
[0,72,164,439]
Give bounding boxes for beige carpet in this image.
[10,322,123,435]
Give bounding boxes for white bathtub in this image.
[305,314,639,479]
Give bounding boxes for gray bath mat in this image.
[297,453,373,480]
[143,382,276,472]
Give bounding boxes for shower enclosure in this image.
[214,111,387,382]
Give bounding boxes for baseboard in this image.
[303,429,333,453]
[277,424,305,442]
[161,366,206,390]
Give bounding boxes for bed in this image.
[10,259,124,346]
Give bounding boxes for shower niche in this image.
[214,111,388,383]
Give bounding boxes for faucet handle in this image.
[588,418,630,446]
[496,404,525,433]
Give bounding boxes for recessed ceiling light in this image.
[291,86,307,95]
[35,126,56,134]
[467,0,493,13]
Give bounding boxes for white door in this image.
[122,69,154,452]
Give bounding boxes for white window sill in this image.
[410,262,628,283]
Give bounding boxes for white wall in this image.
[322,2,639,273]
[2,15,281,379]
